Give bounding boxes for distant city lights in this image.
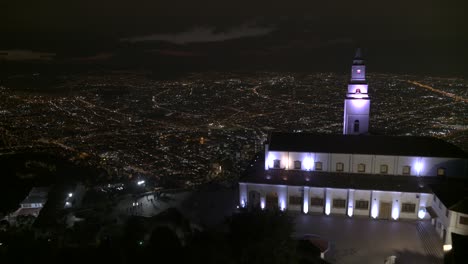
[137,180,145,186]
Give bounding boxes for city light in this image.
[68,193,73,198]
[303,201,309,214]
[260,198,265,210]
[137,180,145,185]
[443,244,452,252]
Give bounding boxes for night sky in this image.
[2,0,467,75]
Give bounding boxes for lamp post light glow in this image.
[260,198,265,210]
[68,193,73,198]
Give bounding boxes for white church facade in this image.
[238,49,468,247]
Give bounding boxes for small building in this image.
[430,183,468,249]
[20,187,49,209]
[3,187,50,222]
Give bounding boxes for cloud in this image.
[0,50,55,61]
[121,25,275,44]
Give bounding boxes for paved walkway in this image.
[294,214,443,264]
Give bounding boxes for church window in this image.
[315,162,323,171]
[273,159,280,169]
[353,120,360,133]
[357,163,366,172]
[355,200,369,210]
[380,164,388,174]
[266,192,278,209]
[294,160,301,170]
[460,216,468,225]
[437,168,446,176]
[289,196,302,205]
[333,199,346,208]
[336,162,344,172]
[402,166,411,175]
[401,203,416,213]
[310,197,324,206]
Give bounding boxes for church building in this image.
[238,49,468,248]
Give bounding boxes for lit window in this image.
[333,199,346,208]
[402,165,411,175]
[380,164,388,174]
[357,163,365,172]
[401,203,416,213]
[437,168,446,176]
[266,193,278,209]
[310,197,324,207]
[336,162,344,172]
[357,69,361,74]
[294,160,301,170]
[315,162,323,171]
[355,200,369,210]
[289,196,302,205]
[273,159,280,169]
[460,216,468,225]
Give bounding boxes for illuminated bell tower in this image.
[343,48,370,135]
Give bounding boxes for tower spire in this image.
[343,49,370,135]
[353,48,364,65]
[354,48,362,59]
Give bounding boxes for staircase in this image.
[416,221,444,263]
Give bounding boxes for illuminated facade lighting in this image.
[443,244,452,252]
[371,202,378,219]
[325,201,331,215]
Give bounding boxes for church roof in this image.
[268,132,467,158]
[430,182,468,214]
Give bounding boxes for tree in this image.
[228,209,298,264]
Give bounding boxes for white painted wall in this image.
[353,190,372,216]
[328,188,348,215]
[309,187,325,213]
[264,149,467,177]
